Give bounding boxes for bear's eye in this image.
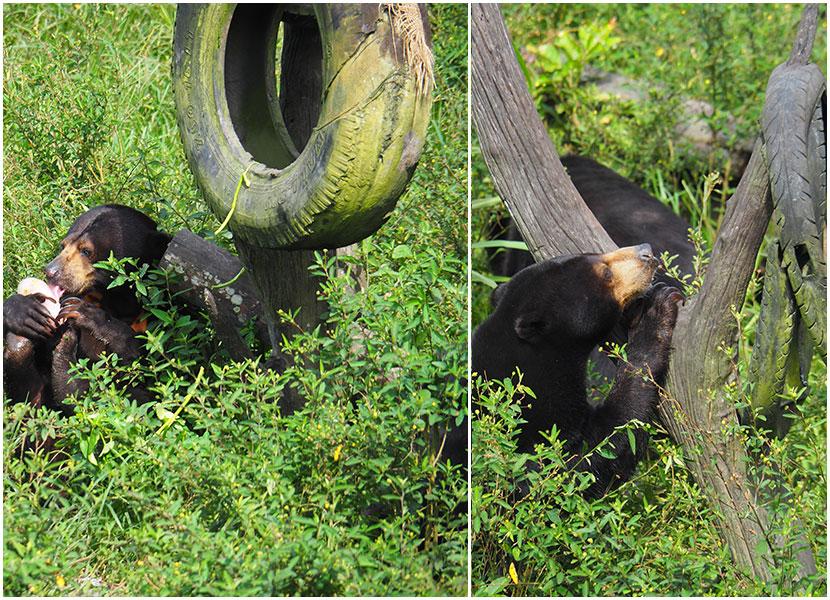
[602,265,613,281]
[80,248,93,259]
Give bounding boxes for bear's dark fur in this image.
[473,245,682,497]
[489,155,695,282]
[3,204,170,412]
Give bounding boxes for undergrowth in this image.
[471,4,826,596]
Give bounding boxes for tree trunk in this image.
[786,4,819,67]
[233,239,325,366]
[470,4,613,258]
[656,141,777,580]
[471,2,817,583]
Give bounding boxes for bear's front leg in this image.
[56,297,142,362]
[4,332,48,407]
[51,325,84,411]
[3,293,58,341]
[624,283,684,382]
[3,293,59,407]
[579,284,683,497]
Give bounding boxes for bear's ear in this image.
[143,230,173,263]
[490,284,507,308]
[514,312,547,341]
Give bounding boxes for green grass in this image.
[472,4,826,595]
[3,3,468,596]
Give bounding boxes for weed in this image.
[471,5,826,595]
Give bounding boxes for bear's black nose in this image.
[44,262,59,281]
[635,243,653,261]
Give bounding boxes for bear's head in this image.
[44,204,171,297]
[492,244,658,347]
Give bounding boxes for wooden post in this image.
[233,239,325,356]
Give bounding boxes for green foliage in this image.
[515,14,688,188]
[5,248,467,595]
[520,19,622,124]
[3,3,467,595]
[504,4,826,151]
[472,364,827,596]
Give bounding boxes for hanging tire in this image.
[173,3,433,250]
[761,62,827,351]
[745,239,804,436]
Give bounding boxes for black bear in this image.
[472,244,683,498]
[487,155,695,384]
[3,204,170,412]
[489,155,695,282]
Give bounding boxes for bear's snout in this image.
[44,259,61,282]
[635,243,653,261]
[599,245,659,308]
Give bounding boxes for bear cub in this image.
[4,204,170,413]
[472,244,683,498]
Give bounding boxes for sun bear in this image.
[3,204,170,413]
[489,155,696,283]
[472,244,683,498]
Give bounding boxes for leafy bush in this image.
[504,3,826,166]
[521,18,622,115]
[5,247,467,595]
[472,357,826,596]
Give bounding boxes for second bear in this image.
[473,245,682,497]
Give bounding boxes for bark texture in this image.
[786,4,819,67]
[233,239,325,353]
[160,230,270,359]
[471,4,614,258]
[657,141,778,579]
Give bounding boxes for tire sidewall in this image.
[173,4,431,249]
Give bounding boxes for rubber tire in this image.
[761,62,827,350]
[745,239,804,435]
[173,4,432,250]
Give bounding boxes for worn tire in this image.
[761,62,827,350]
[173,4,432,249]
[745,239,806,435]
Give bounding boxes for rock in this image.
[581,65,754,173]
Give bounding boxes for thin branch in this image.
[787,5,819,66]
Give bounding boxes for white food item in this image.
[17,277,61,319]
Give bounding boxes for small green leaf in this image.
[472,270,499,289]
[392,244,412,259]
[471,240,529,251]
[155,404,176,421]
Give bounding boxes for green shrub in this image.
[471,6,826,595]
[472,359,826,596]
[5,246,467,595]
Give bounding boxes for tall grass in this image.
[471,4,826,595]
